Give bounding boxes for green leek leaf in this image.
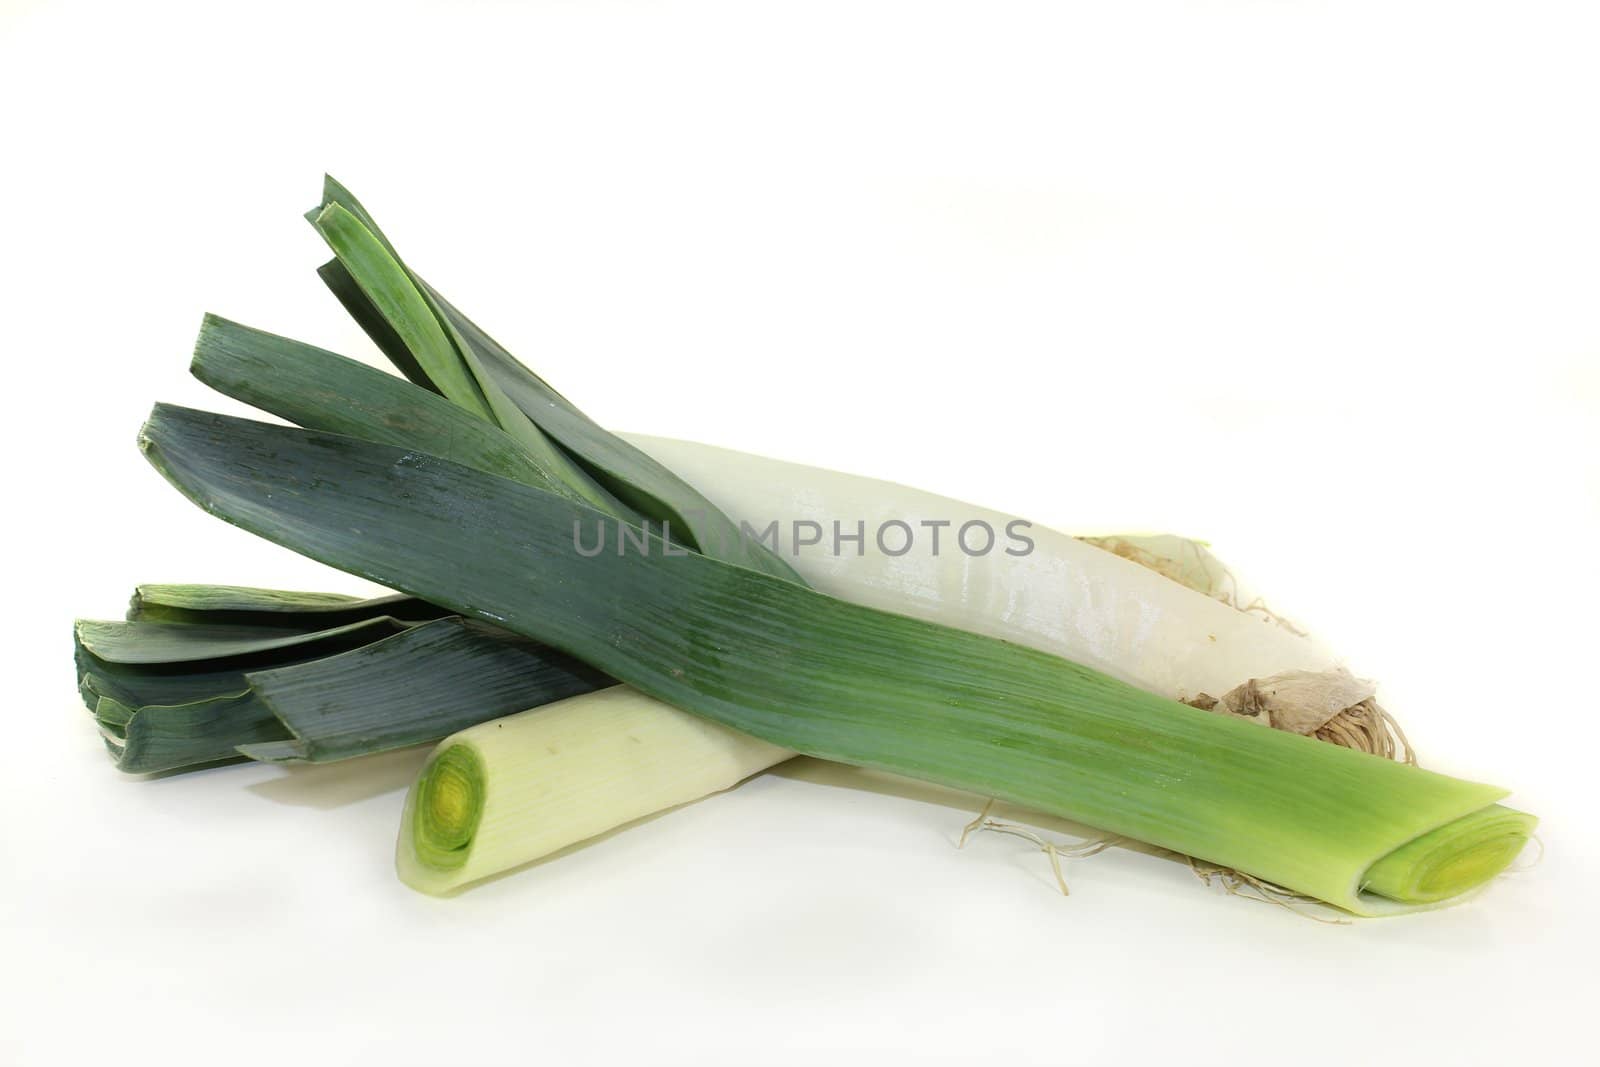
[238,617,611,763]
[309,188,622,514]
[310,177,801,583]
[193,315,582,500]
[77,592,612,773]
[76,616,411,664]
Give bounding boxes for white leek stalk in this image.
[397,688,783,893]
[628,435,1335,703]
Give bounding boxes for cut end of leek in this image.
[396,687,790,895]
[412,744,485,873]
[1362,804,1537,905]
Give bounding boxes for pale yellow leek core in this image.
[412,745,483,872]
[1361,805,1536,904]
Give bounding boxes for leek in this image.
[397,688,785,893]
[267,182,1516,905]
[138,403,1534,915]
[97,177,1533,914]
[390,438,1414,894]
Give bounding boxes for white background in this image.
[3,1,1596,1063]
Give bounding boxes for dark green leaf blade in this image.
[109,692,289,774]
[80,585,615,772]
[244,617,613,762]
[75,616,409,665]
[129,583,442,626]
[193,314,583,500]
[316,259,438,393]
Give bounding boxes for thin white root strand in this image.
[1201,543,1309,636]
[956,799,1349,923]
[1185,857,1350,925]
[1377,705,1418,766]
[957,798,1121,896]
[1236,596,1310,636]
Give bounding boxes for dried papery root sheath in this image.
[1185,668,1415,763]
[1187,667,1375,732]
